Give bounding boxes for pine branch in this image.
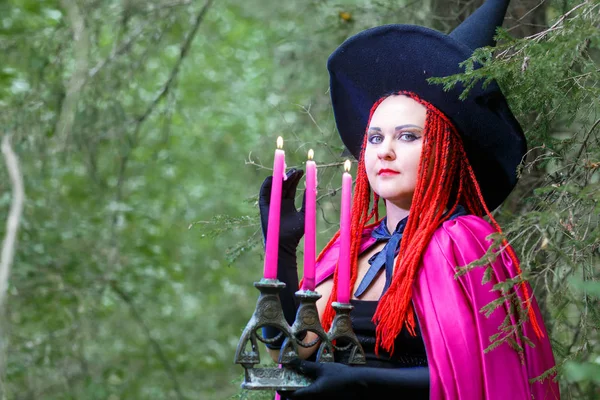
[568,117,600,175]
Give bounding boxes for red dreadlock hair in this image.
[317,91,543,355]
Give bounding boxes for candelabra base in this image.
[241,366,312,391]
[234,281,366,391]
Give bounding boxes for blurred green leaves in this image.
[1,0,599,399]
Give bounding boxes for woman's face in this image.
[364,95,427,209]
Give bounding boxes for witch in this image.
[258,0,560,398]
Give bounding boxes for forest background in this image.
[0,0,598,399]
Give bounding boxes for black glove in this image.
[279,359,430,400]
[259,169,306,349]
[259,168,306,254]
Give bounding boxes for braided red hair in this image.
[317,91,542,354]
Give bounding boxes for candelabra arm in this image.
[234,279,293,367]
[280,289,334,364]
[325,302,366,365]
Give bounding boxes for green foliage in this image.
[0,0,598,399]
[429,1,600,397]
[565,361,600,385]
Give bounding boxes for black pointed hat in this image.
[328,0,525,211]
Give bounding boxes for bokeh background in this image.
[1,0,598,398]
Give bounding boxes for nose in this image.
[377,138,395,161]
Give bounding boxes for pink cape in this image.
[314,215,560,399]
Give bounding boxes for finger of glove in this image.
[279,378,325,400]
[259,176,273,206]
[282,169,304,200]
[278,387,310,399]
[291,359,320,378]
[299,191,306,215]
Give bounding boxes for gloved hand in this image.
[279,359,430,400]
[259,168,305,349]
[259,168,306,255]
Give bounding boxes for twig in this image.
[245,153,270,171]
[524,1,588,41]
[514,0,548,23]
[139,0,194,15]
[557,69,600,83]
[316,161,351,169]
[0,135,24,309]
[110,281,185,400]
[109,0,215,239]
[498,1,590,60]
[134,0,214,131]
[316,186,343,202]
[245,156,346,172]
[568,118,600,175]
[245,154,303,172]
[56,0,90,144]
[296,103,327,138]
[88,25,146,79]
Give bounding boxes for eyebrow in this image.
[368,124,423,131]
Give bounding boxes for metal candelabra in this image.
[234,278,366,391]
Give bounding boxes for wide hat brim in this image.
[328,24,526,211]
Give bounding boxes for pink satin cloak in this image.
[314,215,560,399]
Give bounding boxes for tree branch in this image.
[0,135,24,393]
[88,25,146,79]
[0,135,24,309]
[524,1,588,41]
[56,0,90,144]
[108,0,215,254]
[140,0,194,15]
[134,0,214,131]
[110,281,185,400]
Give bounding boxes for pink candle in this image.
[302,150,317,291]
[263,137,287,279]
[337,160,352,303]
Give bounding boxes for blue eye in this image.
[368,134,384,144]
[398,133,420,142]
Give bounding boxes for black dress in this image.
[348,299,430,399]
[277,302,430,400]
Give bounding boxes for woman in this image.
[259,0,559,399]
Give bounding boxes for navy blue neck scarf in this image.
[354,205,467,298]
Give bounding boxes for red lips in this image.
[378,168,400,176]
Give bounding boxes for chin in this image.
[373,186,414,207]
[374,184,409,200]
